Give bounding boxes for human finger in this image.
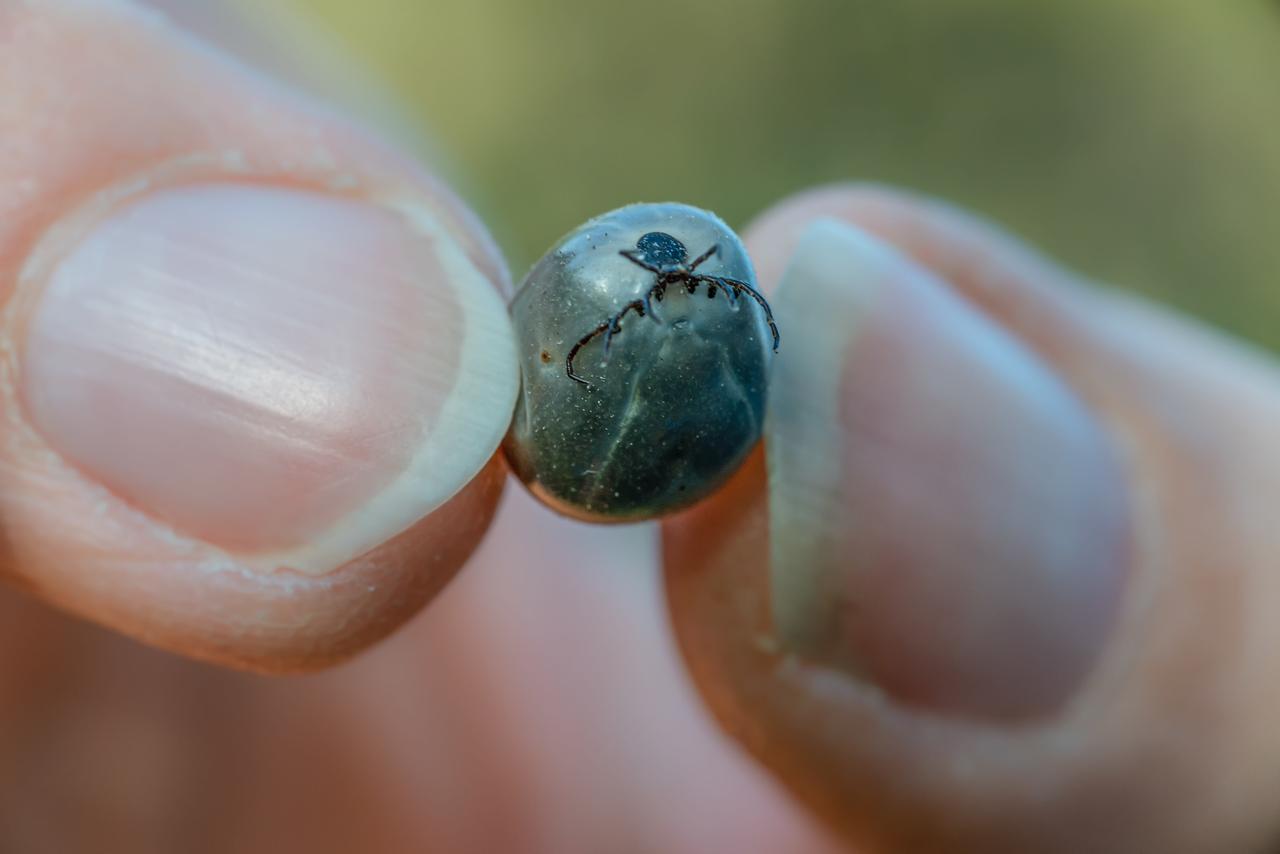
[0,0,516,671]
[664,185,1280,851]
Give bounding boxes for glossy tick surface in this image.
[565,230,779,386]
[503,203,776,522]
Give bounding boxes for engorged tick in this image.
[503,202,773,522]
[564,231,780,387]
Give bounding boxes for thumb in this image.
[0,0,516,671]
[664,186,1280,852]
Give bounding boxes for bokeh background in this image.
[4,2,1279,852]
[279,0,1280,347]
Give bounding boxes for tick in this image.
[503,203,775,522]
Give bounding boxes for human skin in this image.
[2,2,1279,852]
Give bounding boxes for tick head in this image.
[635,231,688,271]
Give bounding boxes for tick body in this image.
[503,203,775,522]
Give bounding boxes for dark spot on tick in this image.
[540,350,553,364]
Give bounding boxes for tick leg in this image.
[620,296,648,322]
[699,275,780,351]
[568,295,654,385]
[600,297,652,356]
[619,249,662,274]
[643,281,666,322]
[602,317,622,355]
[705,273,738,304]
[689,243,720,271]
[602,299,645,354]
[566,321,609,387]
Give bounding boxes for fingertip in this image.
[156,454,510,674]
[671,186,1280,853]
[742,183,920,291]
[663,206,1136,850]
[743,182,1084,326]
[0,0,517,669]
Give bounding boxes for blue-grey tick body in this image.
[503,203,777,522]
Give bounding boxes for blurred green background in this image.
[275,0,1279,349]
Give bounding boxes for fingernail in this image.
[766,220,1130,720]
[21,183,516,573]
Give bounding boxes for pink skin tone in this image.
[5,2,1280,853]
[0,0,513,669]
[667,189,1280,852]
[0,2,832,852]
[24,186,462,553]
